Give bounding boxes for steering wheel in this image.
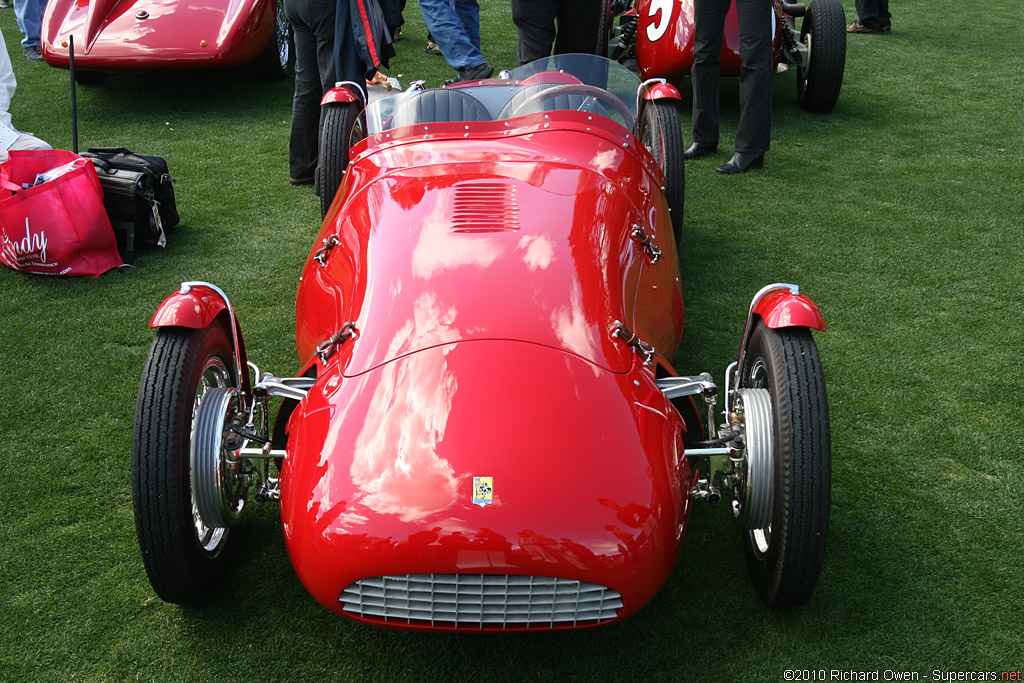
[508,84,633,125]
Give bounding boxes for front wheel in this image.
[317,101,366,218]
[638,99,685,244]
[796,0,846,113]
[594,0,612,57]
[739,322,830,607]
[132,323,239,605]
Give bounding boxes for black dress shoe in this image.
[716,152,765,174]
[682,141,717,160]
[458,62,494,82]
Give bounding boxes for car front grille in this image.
[340,574,623,629]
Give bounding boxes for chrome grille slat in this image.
[340,574,622,629]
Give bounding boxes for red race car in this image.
[40,0,290,82]
[616,0,847,113]
[132,55,831,630]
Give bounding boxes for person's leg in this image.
[691,0,730,147]
[733,0,772,155]
[553,0,601,56]
[0,132,51,163]
[511,0,557,66]
[454,0,482,54]
[877,0,891,29]
[14,0,42,46]
[419,0,484,71]
[854,0,882,30]
[285,0,335,182]
[15,0,44,59]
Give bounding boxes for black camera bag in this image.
[82,147,178,261]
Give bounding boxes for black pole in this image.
[69,35,78,154]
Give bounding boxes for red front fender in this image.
[149,283,251,394]
[642,82,682,102]
[321,85,363,106]
[735,284,825,383]
[150,284,228,329]
[752,289,825,332]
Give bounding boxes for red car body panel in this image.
[149,284,252,392]
[150,284,230,329]
[295,112,684,375]
[635,0,782,85]
[281,347,693,629]
[755,290,826,332]
[321,87,363,106]
[283,98,691,628]
[40,0,276,69]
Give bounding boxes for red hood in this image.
[296,130,670,375]
[280,341,691,627]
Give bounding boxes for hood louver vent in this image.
[451,181,520,233]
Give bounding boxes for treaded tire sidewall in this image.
[317,102,365,219]
[132,323,237,605]
[594,0,612,57]
[741,322,831,607]
[797,0,847,113]
[639,99,685,244]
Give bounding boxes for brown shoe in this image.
[847,19,886,34]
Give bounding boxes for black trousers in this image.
[854,0,890,29]
[510,0,602,66]
[691,0,773,154]
[285,0,337,180]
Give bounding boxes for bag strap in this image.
[82,153,114,173]
[0,178,23,193]
[87,146,132,155]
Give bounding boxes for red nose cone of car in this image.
[281,341,692,630]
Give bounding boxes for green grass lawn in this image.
[1,1,1022,680]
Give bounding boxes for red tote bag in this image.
[0,149,123,276]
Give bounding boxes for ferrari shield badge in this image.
[472,476,493,507]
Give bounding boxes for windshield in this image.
[363,54,643,136]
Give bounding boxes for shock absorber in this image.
[778,10,804,65]
[612,14,638,61]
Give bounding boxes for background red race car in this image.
[40,0,291,83]
[615,0,847,113]
[131,55,831,630]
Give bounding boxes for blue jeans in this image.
[15,0,45,47]
[417,0,484,71]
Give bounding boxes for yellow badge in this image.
[472,476,493,507]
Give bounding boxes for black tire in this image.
[260,1,292,80]
[639,99,685,244]
[797,0,846,113]
[132,323,238,605]
[593,0,612,57]
[317,101,366,218]
[741,322,830,607]
[73,70,106,85]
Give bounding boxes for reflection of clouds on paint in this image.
[412,194,503,279]
[589,149,619,172]
[384,290,457,360]
[345,291,464,522]
[517,234,555,271]
[550,282,600,375]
